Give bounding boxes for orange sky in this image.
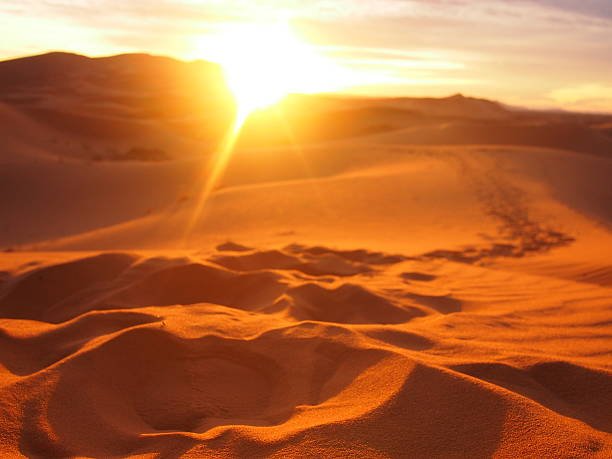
[1,0,611,112]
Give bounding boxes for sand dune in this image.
[0,241,610,457]
[0,52,611,457]
[3,53,612,160]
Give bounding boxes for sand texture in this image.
[0,53,611,458]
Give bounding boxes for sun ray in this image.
[272,104,337,220]
[181,21,349,246]
[180,106,247,246]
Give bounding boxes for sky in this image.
[1,0,611,112]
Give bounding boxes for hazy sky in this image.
[1,0,611,112]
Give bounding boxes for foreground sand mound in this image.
[0,243,610,458]
[0,253,136,321]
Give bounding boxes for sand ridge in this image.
[1,52,611,457]
[0,240,610,457]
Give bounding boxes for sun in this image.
[182,22,348,245]
[198,22,345,121]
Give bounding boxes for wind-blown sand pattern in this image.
[1,239,610,457]
[0,53,611,458]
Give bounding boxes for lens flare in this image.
[182,22,348,245]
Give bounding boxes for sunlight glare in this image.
[200,22,346,119]
[182,22,348,247]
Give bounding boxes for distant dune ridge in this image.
[0,52,611,457]
[1,52,611,163]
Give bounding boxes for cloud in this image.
[549,83,612,113]
[527,0,612,21]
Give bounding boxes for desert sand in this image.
[0,53,611,458]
